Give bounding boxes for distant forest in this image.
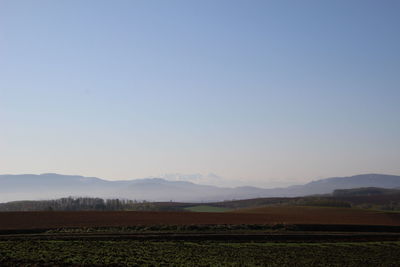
[0,197,157,212]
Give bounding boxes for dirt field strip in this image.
[0,206,399,230]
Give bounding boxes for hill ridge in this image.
[1,173,400,203]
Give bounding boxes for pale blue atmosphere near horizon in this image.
[0,0,399,188]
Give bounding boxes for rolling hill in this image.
[0,173,400,203]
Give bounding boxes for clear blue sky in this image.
[1,0,399,187]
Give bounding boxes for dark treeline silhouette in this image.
[0,197,156,211]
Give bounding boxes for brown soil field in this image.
[0,206,399,230]
[232,205,400,224]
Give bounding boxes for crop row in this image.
[0,240,399,266]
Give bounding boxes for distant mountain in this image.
[0,173,400,203]
[275,174,400,197]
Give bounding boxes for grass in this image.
[0,240,399,266]
[184,205,232,212]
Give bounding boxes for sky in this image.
[0,0,399,188]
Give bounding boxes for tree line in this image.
[0,197,156,211]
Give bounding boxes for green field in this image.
[184,205,232,212]
[0,240,399,266]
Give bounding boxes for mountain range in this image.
[0,173,400,203]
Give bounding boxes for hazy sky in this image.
[1,0,399,187]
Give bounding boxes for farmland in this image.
[1,240,400,266]
[184,205,232,212]
[1,206,400,266]
[1,206,400,231]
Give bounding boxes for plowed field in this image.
[0,206,399,230]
